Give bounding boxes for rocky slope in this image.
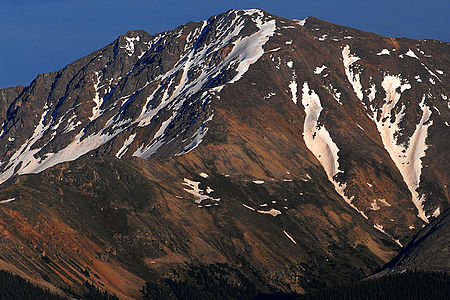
[378,207,450,275]
[0,9,448,298]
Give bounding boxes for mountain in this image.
[378,207,450,275]
[0,9,448,298]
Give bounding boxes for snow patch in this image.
[405,49,419,59]
[294,18,307,26]
[253,180,264,184]
[289,72,298,104]
[377,49,390,56]
[199,172,209,178]
[314,65,327,75]
[432,207,440,218]
[370,199,381,211]
[257,209,281,217]
[378,198,391,207]
[182,178,220,204]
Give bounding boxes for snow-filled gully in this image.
[301,82,368,219]
[342,45,434,223]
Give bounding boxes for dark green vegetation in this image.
[0,270,65,300]
[0,270,119,300]
[141,263,258,299]
[257,271,450,300]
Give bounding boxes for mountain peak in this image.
[0,10,448,297]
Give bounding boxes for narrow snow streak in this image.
[289,73,298,104]
[283,230,297,244]
[0,198,15,204]
[342,45,363,101]
[116,133,137,158]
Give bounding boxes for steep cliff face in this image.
[0,9,448,298]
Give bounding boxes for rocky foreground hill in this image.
[0,9,448,298]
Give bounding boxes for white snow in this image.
[89,72,105,122]
[432,207,440,218]
[253,180,265,184]
[122,36,141,56]
[421,63,441,82]
[266,47,281,53]
[436,69,443,75]
[394,240,403,247]
[367,182,373,187]
[115,133,136,158]
[378,198,391,207]
[433,106,441,115]
[257,208,281,217]
[301,82,367,219]
[429,78,435,85]
[242,203,256,211]
[182,178,220,204]
[342,45,363,101]
[377,49,390,56]
[405,49,419,59]
[318,34,328,41]
[283,230,297,244]
[314,65,327,75]
[415,75,422,82]
[374,223,386,234]
[285,40,293,45]
[294,18,307,26]
[199,172,209,178]
[373,76,432,222]
[0,198,15,204]
[129,10,275,159]
[325,84,342,105]
[176,114,214,156]
[289,73,298,104]
[370,199,381,211]
[287,60,293,68]
[264,92,276,99]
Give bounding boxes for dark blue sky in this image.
[0,0,448,88]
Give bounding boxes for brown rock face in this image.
[0,9,448,297]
